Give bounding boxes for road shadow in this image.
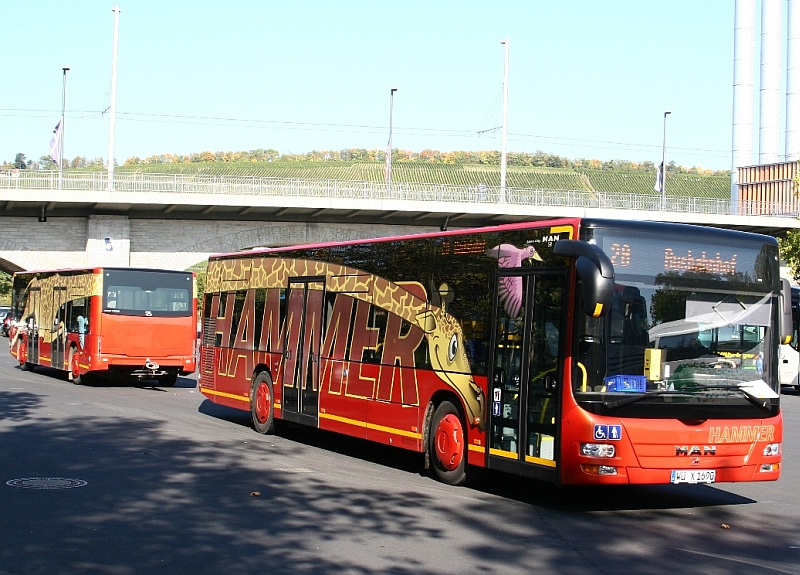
[0,389,42,421]
[198,399,754,512]
[463,467,756,511]
[198,398,252,428]
[15,364,199,390]
[0,409,796,575]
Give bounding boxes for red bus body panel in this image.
[97,313,196,371]
[560,403,782,484]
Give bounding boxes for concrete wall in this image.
[0,216,88,271]
[0,215,437,273]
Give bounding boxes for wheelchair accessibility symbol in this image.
[594,424,622,441]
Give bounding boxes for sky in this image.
[0,1,778,171]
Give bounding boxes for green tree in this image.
[779,229,800,281]
[0,271,11,306]
[39,155,56,169]
[13,153,27,169]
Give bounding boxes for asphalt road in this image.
[0,349,799,575]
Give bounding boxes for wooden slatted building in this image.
[737,161,800,215]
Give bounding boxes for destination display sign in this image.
[590,231,769,282]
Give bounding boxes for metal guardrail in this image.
[0,169,797,218]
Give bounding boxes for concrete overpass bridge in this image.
[1,169,798,274]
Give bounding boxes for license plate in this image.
[670,469,716,484]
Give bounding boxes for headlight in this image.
[763,443,781,456]
[582,465,618,475]
[581,443,615,458]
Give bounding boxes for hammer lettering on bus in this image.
[206,257,486,430]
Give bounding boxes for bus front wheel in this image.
[251,372,275,434]
[429,400,467,486]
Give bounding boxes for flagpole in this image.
[60,66,69,190]
[387,87,397,191]
[107,6,120,191]
[661,109,671,209]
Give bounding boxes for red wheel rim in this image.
[18,343,26,365]
[71,352,80,379]
[254,382,271,424]
[434,413,464,471]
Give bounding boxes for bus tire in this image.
[69,347,89,385]
[18,341,32,371]
[429,400,467,486]
[251,372,275,434]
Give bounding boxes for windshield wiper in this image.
[603,384,773,412]
[604,389,689,410]
[684,384,772,411]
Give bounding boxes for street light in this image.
[660,109,671,207]
[387,87,398,189]
[59,66,70,189]
[500,38,509,199]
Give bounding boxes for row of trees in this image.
[122,148,728,175]
[3,148,729,176]
[1,153,105,171]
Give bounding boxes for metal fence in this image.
[0,169,797,217]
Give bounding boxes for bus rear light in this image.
[582,464,618,475]
[581,443,615,458]
[763,443,781,456]
[760,463,779,473]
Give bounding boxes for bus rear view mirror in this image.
[553,239,614,319]
[780,278,793,345]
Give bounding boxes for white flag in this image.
[49,120,62,165]
[654,161,664,193]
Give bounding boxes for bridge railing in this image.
[0,169,797,217]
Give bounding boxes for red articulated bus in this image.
[9,267,197,385]
[198,218,788,486]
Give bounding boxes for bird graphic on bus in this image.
[485,244,543,318]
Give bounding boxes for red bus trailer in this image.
[198,218,788,486]
[9,267,197,385]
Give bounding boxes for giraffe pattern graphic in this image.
[206,256,485,429]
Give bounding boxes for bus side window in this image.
[67,298,86,332]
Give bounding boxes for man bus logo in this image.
[676,446,716,456]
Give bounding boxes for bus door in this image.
[487,269,567,483]
[281,277,325,426]
[27,287,42,365]
[51,287,68,369]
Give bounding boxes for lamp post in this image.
[500,38,509,201]
[660,109,671,208]
[59,66,70,189]
[387,87,397,190]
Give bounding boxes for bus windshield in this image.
[574,223,779,416]
[102,269,193,317]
